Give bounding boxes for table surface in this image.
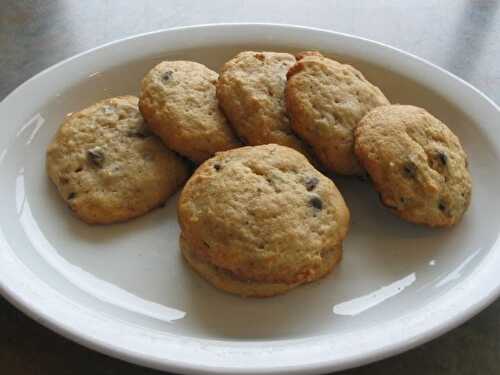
[1,1,499,374]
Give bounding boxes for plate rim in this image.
[1,23,499,375]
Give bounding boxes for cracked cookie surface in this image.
[354,104,472,227]
[139,61,240,163]
[286,51,390,175]
[46,96,190,224]
[178,144,350,296]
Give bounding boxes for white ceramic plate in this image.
[1,24,499,374]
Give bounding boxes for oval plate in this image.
[1,24,499,374]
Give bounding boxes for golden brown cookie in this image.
[139,61,240,163]
[354,105,472,227]
[180,234,342,298]
[216,51,312,158]
[286,51,390,175]
[178,144,350,297]
[46,96,190,224]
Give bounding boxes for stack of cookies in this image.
[177,144,349,297]
[46,49,472,297]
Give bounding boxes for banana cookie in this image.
[216,51,312,158]
[354,105,472,227]
[139,61,240,163]
[178,144,350,297]
[286,51,390,175]
[46,96,190,224]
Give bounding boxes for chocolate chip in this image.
[438,152,448,166]
[438,200,447,212]
[305,177,319,191]
[255,53,265,61]
[403,162,417,178]
[74,166,83,173]
[162,70,173,81]
[309,196,323,210]
[213,163,221,171]
[67,192,76,200]
[87,147,105,167]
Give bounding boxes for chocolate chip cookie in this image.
[139,61,240,163]
[178,144,350,297]
[354,104,472,227]
[216,51,313,158]
[46,96,190,224]
[286,51,390,175]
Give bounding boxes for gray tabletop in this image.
[1,1,499,374]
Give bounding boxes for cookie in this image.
[178,144,350,297]
[139,61,240,163]
[180,234,342,298]
[286,51,390,175]
[216,51,312,157]
[354,105,472,227]
[46,96,190,224]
